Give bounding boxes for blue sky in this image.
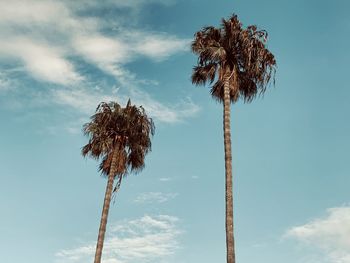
[1,0,350,263]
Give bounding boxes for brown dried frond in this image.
[82,99,155,178]
[192,63,217,85]
[191,13,276,103]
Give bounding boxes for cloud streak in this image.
[53,86,199,123]
[56,215,181,263]
[134,192,178,204]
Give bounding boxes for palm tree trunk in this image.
[94,147,119,263]
[223,71,236,263]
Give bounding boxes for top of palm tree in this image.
[82,99,155,178]
[191,13,276,103]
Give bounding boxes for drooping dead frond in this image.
[192,62,218,85]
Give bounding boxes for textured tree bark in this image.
[223,70,236,263]
[94,147,119,263]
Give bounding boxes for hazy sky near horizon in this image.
[1,0,350,263]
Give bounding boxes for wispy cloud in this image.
[52,86,199,123]
[0,0,188,80]
[0,72,13,91]
[53,88,115,115]
[134,192,178,204]
[0,0,84,85]
[159,177,172,182]
[132,31,189,61]
[65,0,176,10]
[56,215,182,263]
[0,38,82,85]
[286,204,350,263]
[0,0,198,124]
[73,31,189,76]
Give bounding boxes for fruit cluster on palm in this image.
[191,14,276,263]
[82,100,154,263]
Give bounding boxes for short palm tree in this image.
[82,100,155,263]
[191,14,276,263]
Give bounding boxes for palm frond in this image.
[192,62,218,85]
[191,13,276,103]
[82,99,154,178]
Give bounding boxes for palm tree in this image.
[82,100,155,263]
[191,14,276,263]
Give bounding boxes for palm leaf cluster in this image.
[191,14,276,102]
[82,100,155,178]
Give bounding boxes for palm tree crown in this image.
[82,100,155,178]
[191,14,276,102]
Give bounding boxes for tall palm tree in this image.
[191,14,276,263]
[82,100,155,263]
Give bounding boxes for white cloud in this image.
[53,87,199,123]
[110,0,176,8]
[72,32,189,79]
[134,192,178,204]
[0,38,82,85]
[159,177,172,182]
[286,205,350,263]
[129,92,200,123]
[56,215,181,263]
[0,0,198,124]
[134,33,190,61]
[0,72,12,91]
[73,35,130,65]
[0,0,70,25]
[53,88,115,115]
[0,0,188,84]
[0,0,93,85]
[65,0,175,10]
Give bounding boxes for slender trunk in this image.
[94,147,119,263]
[223,69,236,263]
